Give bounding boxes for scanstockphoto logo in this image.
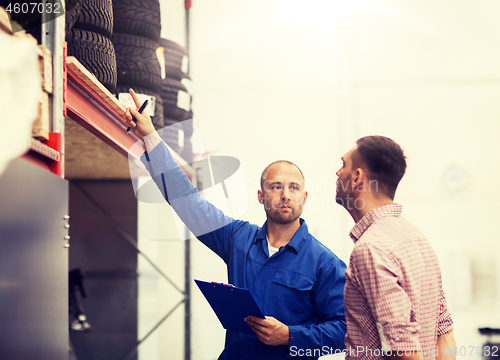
[127,119,248,241]
[335,178,379,211]
[2,0,78,32]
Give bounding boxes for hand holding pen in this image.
[126,98,148,134]
[124,88,156,139]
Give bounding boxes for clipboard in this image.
[194,279,265,335]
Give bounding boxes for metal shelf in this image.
[30,138,60,162]
[65,62,142,160]
[64,57,195,180]
[22,133,63,177]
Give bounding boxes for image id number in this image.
[444,346,499,357]
[5,2,61,14]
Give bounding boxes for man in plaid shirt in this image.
[335,136,456,360]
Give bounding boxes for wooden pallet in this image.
[32,90,49,141]
[66,56,126,117]
[37,45,52,94]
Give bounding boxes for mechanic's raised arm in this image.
[123,89,234,260]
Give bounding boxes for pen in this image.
[126,99,149,134]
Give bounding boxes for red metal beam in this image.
[65,71,143,160]
[65,66,195,180]
[46,133,63,177]
[20,137,62,177]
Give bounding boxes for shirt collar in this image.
[349,204,403,243]
[254,218,308,253]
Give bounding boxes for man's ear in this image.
[353,168,367,190]
[257,189,264,204]
[302,191,308,206]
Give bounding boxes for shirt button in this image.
[291,337,295,341]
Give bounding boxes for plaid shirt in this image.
[344,204,453,360]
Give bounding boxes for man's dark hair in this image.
[351,136,407,199]
[260,160,304,189]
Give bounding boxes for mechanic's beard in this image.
[266,207,301,225]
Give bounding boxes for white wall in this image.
[333,0,500,353]
[138,0,500,359]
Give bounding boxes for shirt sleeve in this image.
[437,289,453,336]
[140,140,235,262]
[350,243,421,352]
[287,257,347,356]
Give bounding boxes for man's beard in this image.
[335,179,349,206]
[335,189,344,205]
[265,206,301,225]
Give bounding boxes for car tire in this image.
[112,32,162,92]
[112,0,161,41]
[66,28,117,92]
[73,0,113,38]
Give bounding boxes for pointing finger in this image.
[128,88,143,109]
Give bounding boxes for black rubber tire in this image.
[73,0,113,38]
[161,96,192,121]
[161,78,187,93]
[112,33,162,92]
[113,0,161,41]
[159,39,185,57]
[66,0,83,33]
[160,78,192,120]
[164,64,187,81]
[66,28,117,92]
[162,100,192,121]
[114,85,164,130]
[159,38,188,80]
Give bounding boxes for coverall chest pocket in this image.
[271,269,315,322]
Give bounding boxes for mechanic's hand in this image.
[124,88,156,139]
[245,315,289,346]
[211,282,235,287]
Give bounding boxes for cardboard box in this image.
[37,45,53,93]
[32,91,50,141]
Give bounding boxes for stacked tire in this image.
[66,0,117,93]
[159,38,194,163]
[112,0,163,130]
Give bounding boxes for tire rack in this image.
[23,1,196,358]
[20,0,66,177]
[64,56,194,177]
[64,56,195,359]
